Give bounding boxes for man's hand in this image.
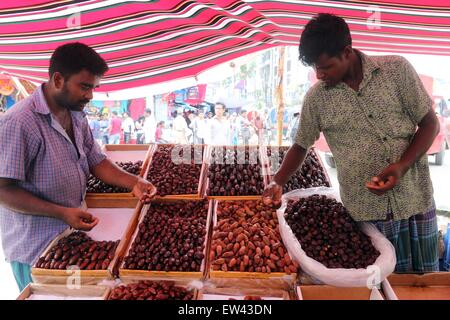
[366,162,407,196]
[262,181,283,208]
[61,208,99,231]
[132,177,157,203]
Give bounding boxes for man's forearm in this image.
[273,144,308,185]
[398,110,440,174]
[0,184,66,219]
[91,159,139,190]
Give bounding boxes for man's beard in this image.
[54,86,89,111]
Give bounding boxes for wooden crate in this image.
[144,144,208,200]
[85,144,155,208]
[205,145,269,200]
[31,205,141,284]
[296,285,385,300]
[118,198,213,281]
[106,278,199,300]
[17,283,109,300]
[207,199,297,290]
[198,287,292,300]
[384,272,450,300]
[264,146,332,189]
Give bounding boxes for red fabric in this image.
[0,1,449,91]
[128,98,146,121]
[109,117,122,135]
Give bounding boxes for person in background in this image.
[88,113,102,146]
[230,112,239,145]
[143,109,156,144]
[173,109,189,144]
[155,121,169,143]
[109,111,122,144]
[99,113,110,145]
[207,102,230,145]
[287,112,300,144]
[238,109,252,146]
[135,116,145,144]
[0,42,156,291]
[121,111,134,144]
[253,113,265,145]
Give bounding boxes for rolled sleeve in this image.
[295,90,321,149]
[399,57,433,125]
[0,118,40,181]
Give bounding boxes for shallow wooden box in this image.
[296,285,385,300]
[205,145,269,200]
[383,272,450,300]
[206,199,297,290]
[118,199,213,282]
[17,283,110,300]
[198,287,292,300]
[105,278,199,300]
[264,146,332,189]
[31,205,140,285]
[144,144,208,200]
[86,144,154,208]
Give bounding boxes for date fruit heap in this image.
[108,280,194,300]
[268,147,330,192]
[285,195,380,269]
[87,161,143,193]
[35,231,119,270]
[210,200,298,274]
[208,146,265,196]
[147,145,203,196]
[123,200,208,272]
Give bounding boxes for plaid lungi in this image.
[371,207,439,273]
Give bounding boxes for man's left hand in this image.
[366,162,407,196]
[132,177,157,203]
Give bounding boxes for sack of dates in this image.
[277,187,396,287]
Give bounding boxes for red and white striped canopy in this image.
[0,0,449,91]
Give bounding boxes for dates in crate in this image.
[285,194,380,269]
[208,146,265,196]
[87,161,143,193]
[210,200,298,274]
[108,280,194,300]
[123,200,208,272]
[268,147,330,192]
[147,145,203,196]
[34,231,119,270]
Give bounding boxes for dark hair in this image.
[158,121,165,126]
[49,42,109,79]
[215,102,226,109]
[299,13,352,66]
[145,109,152,114]
[240,109,247,114]
[112,111,118,116]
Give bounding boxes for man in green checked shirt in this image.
[263,13,440,272]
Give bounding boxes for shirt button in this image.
[368,114,373,118]
[357,92,362,97]
[382,137,387,142]
[386,158,391,163]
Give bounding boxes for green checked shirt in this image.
[295,50,434,221]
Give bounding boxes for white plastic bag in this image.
[277,187,396,288]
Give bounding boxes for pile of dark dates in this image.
[147,145,203,196]
[123,200,208,272]
[108,280,194,300]
[267,147,330,192]
[208,146,265,196]
[285,194,379,269]
[35,231,119,270]
[87,161,143,193]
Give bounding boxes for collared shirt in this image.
[0,84,106,264]
[295,51,434,221]
[208,116,231,145]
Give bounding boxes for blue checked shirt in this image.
[0,85,106,265]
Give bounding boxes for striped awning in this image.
[0,0,449,92]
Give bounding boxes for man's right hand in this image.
[61,208,99,231]
[262,181,283,208]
